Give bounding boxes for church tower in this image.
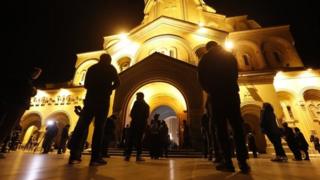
[143,0,216,24]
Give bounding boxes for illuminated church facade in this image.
[21,0,320,152]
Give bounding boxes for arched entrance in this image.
[241,104,267,153]
[20,113,42,146]
[150,106,179,145]
[113,53,204,149]
[45,112,70,147]
[303,89,320,137]
[125,82,187,146]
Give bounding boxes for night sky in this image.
[4,0,319,85]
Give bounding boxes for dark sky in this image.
[5,0,319,84]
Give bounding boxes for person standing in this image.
[206,96,222,163]
[201,113,211,159]
[102,115,117,158]
[247,132,258,158]
[68,53,120,166]
[310,135,320,153]
[124,92,150,161]
[198,41,250,173]
[57,124,70,154]
[260,103,287,162]
[120,124,130,148]
[294,127,309,160]
[282,122,302,161]
[42,121,58,154]
[182,120,191,148]
[159,120,169,158]
[0,66,41,158]
[149,114,161,159]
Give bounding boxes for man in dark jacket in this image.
[197,41,250,173]
[0,66,41,158]
[68,53,120,166]
[260,103,287,162]
[294,127,309,160]
[124,92,150,161]
[58,124,70,154]
[282,122,302,161]
[42,121,58,154]
[102,115,117,158]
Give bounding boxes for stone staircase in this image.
[83,147,203,158]
[266,142,320,158]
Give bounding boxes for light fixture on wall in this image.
[224,40,234,51]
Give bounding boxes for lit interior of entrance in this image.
[125,82,187,145]
[150,106,179,145]
[22,126,39,146]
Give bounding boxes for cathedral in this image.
[21,0,320,153]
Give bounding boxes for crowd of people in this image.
[1,42,320,174]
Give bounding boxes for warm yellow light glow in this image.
[119,33,128,40]
[125,82,187,125]
[73,60,98,86]
[198,22,205,27]
[46,120,55,126]
[22,126,37,145]
[35,90,47,98]
[197,27,207,34]
[224,40,234,51]
[59,89,71,96]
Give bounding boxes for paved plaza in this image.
[0,151,319,180]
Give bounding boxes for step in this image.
[82,148,203,158]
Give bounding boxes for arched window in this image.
[117,57,131,72]
[273,51,282,63]
[286,105,294,119]
[243,54,250,66]
[73,59,98,86]
[150,47,177,58]
[80,70,86,85]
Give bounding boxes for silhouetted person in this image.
[294,127,309,160]
[124,92,150,161]
[182,120,191,148]
[42,121,58,154]
[282,122,302,161]
[1,135,11,153]
[120,124,130,148]
[260,103,287,162]
[201,113,211,159]
[247,132,257,158]
[310,135,320,153]
[198,41,250,173]
[102,115,117,158]
[149,114,161,159]
[160,120,169,158]
[0,66,41,158]
[206,96,222,163]
[68,53,120,166]
[58,124,70,154]
[69,105,89,152]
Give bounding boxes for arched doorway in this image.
[242,114,267,153]
[20,113,42,146]
[303,89,320,136]
[124,82,187,146]
[241,104,267,153]
[113,53,204,149]
[150,106,179,145]
[45,112,70,147]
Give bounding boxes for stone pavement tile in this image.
[0,151,320,180]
